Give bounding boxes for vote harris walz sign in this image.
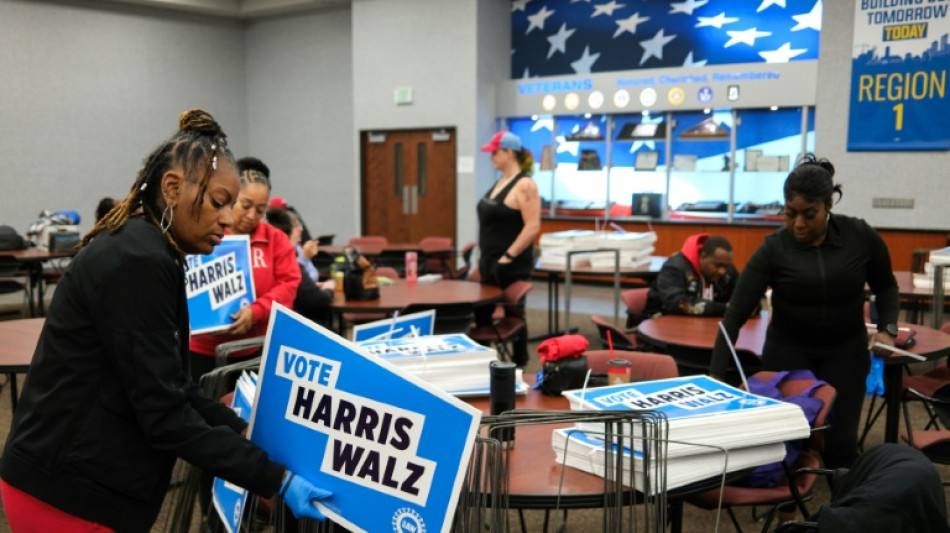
[184,235,255,334]
[849,0,950,150]
[248,305,481,533]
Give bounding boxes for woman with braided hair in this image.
[0,110,331,532]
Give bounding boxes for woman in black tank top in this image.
[475,131,541,364]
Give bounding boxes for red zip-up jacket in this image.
[190,221,301,356]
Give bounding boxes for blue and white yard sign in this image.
[248,305,481,533]
[563,375,781,418]
[351,309,436,342]
[212,384,254,533]
[848,0,950,150]
[185,235,255,334]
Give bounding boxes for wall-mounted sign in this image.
[847,0,950,150]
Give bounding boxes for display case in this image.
[501,105,814,222]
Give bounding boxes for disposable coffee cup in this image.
[606,358,632,385]
[489,360,517,448]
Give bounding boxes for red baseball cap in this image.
[269,197,288,208]
[480,131,522,152]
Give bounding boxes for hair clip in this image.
[139,182,148,192]
[210,143,218,171]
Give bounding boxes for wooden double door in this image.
[361,128,456,243]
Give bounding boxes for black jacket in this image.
[644,252,738,317]
[0,218,284,533]
[711,214,899,377]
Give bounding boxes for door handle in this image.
[403,185,410,215]
[411,185,418,215]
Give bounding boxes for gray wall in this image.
[245,7,355,240]
[817,1,950,230]
[0,0,248,233]
[351,0,510,247]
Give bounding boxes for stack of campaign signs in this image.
[212,371,258,533]
[538,229,656,269]
[554,376,810,492]
[358,333,527,397]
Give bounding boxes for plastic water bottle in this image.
[405,251,418,283]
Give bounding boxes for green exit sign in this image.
[394,86,413,105]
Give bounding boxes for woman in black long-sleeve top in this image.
[710,155,899,468]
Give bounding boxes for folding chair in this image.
[775,444,949,533]
[0,255,29,317]
[686,372,837,533]
[418,236,453,275]
[468,281,532,361]
[621,287,649,329]
[590,315,640,350]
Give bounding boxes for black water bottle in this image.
[489,360,517,448]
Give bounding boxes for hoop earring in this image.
[160,204,175,234]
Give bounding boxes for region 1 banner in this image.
[185,235,255,334]
[248,305,481,533]
[848,0,950,150]
[351,309,436,342]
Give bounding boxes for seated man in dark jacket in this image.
[644,234,738,317]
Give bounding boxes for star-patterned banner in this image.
[847,0,950,150]
[512,0,822,78]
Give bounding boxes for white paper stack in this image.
[930,247,950,267]
[555,376,811,489]
[551,428,786,493]
[538,230,657,269]
[357,334,527,396]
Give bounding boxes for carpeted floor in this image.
[0,283,947,532]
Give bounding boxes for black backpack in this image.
[0,225,27,251]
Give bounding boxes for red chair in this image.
[348,235,388,247]
[902,381,950,483]
[418,237,453,275]
[374,266,399,280]
[621,287,649,329]
[687,371,837,533]
[583,349,678,379]
[468,281,532,362]
[589,315,640,350]
[446,242,476,280]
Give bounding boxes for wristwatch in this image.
[880,323,899,337]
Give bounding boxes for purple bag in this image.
[740,370,827,488]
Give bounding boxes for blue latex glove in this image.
[866,354,885,397]
[280,471,332,521]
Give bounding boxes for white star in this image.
[791,0,822,31]
[526,6,554,34]
[670,0,708,15]
[570,46,601,73]
[614,12,650,38]
[639,28,676,66]
[556,135,579,156]
[696,12,739,29]
[682,51,707,67]
[724,27,772,47]
[758,42,807,63]
[521,67,532,79]
[531,118,554,132]
[546,23,576,59]
[512,0,530,13]
[757,0,786,12]
[592,1,624,17]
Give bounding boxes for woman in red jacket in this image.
[188,163,301,379]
